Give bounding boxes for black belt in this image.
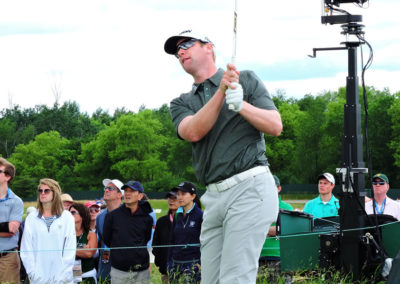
[0,247,17,258]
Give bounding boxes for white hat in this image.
[164,29,214,55]
[318,173,335,184]
[61,193,74,202]
[102,179,124,196]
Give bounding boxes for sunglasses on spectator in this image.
[372,181,385,185]
[175,39,197,58]
[90,207,100,213]
[70,210,79,216]
[104,186,117,192]
[0,170,8,175]
[38,188,51,194]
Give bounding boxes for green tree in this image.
[8,131,76,197]
[76,111,176,191]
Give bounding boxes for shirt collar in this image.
[191,69,223,95]
[0,188,11,202]
[177,203,196,214]
[318,195,337,204]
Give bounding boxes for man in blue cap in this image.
[103,180,153,283]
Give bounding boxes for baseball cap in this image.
[164,29,214,55]
[165,191,178,199]
[61,193,74,203]
[373,173,389,184]
[103,178,124,196]
[273,175,280,186]
[172,181,197,194]
[318,173,335,184]
[84,201,100,208]
[122,180,144,193]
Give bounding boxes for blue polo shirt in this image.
[303,195,339,218]
[0,188,24,251]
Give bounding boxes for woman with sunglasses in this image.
[85,201,101,232]
[20,178,76,284]
[69,203,98,283]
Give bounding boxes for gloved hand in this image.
[226,82,243,112]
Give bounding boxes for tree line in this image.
[1,86,400,198]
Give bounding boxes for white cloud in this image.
[0,0,399,114]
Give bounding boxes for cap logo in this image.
[179,182,185,187]
[179,29,192,36]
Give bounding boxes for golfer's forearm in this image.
[178,89,225,142]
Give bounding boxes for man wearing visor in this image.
[164,29,282,283]
[96,178,124,283]
[365,173,400,220]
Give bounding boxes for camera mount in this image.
[310,0,374,280]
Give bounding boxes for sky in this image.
[0,0,399,115]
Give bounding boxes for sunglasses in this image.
[175,39,197,58]
[90,207,100,213]
[70,210,79,216]
[38,188,51,194]
[0,169,8,175]
[104,186,117,192]
[372,181,385,185]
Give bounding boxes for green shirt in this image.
[303,195,339,218]
[170,69,277,185]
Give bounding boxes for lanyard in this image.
[374,198,386,214]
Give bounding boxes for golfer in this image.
[164,29,282,283]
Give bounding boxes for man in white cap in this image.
[304,173,339,218]
[164,29,282,283]
[96,178,124,283]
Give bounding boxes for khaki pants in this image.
[0,252,20,284]
[200,169,279,284]
[110,267,149,284]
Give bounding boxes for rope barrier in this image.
[3,220,398,254]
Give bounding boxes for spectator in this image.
[152,191,179,283]
[103,180,153,284]
[365,173,400,220]
[69,203,98,283]
[96,178,124,283]
[62,193,74,210]
[304,173,339,218]
[165,29,281,283]
[0,157,23,284]
[85,201,101,232]
[168,182,203,283]
[140,193,157,248]
[20,178,76,284]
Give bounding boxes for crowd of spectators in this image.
[2,153,400,284]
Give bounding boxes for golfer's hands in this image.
[220,64,239,93]
[226,82,243,112]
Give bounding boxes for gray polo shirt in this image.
[170,68,277,185]
[0,188,24,251]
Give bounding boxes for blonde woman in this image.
[21,178,76,284]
